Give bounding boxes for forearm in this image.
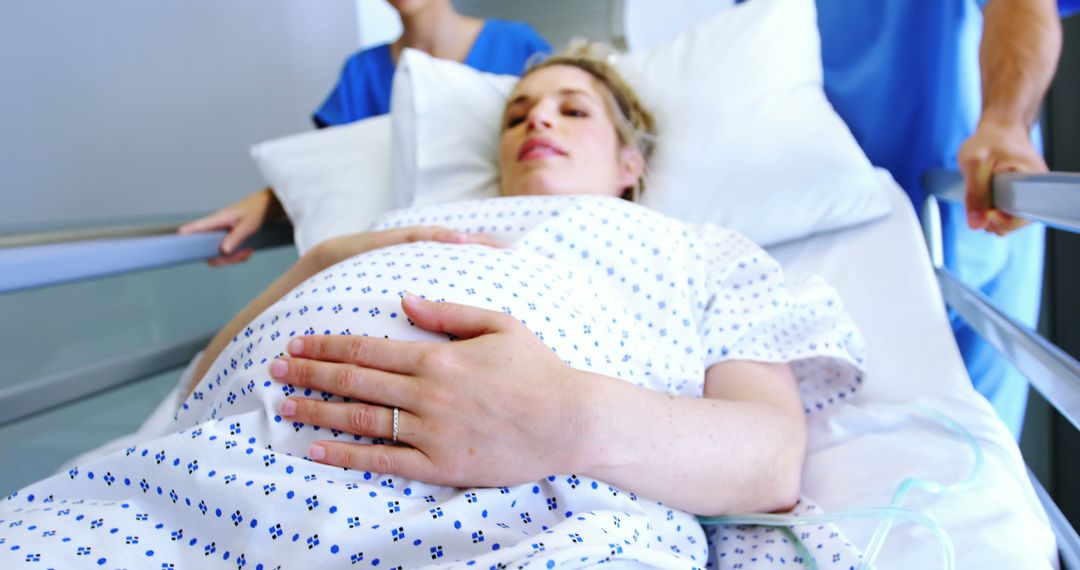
[980,0,1062,128]
[571,364,805,516]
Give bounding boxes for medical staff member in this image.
[180,0,550,263]
[813,0,1069,438]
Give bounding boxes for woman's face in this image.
[498,65,643,198]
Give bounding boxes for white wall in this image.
[356,0,736,56]
[452,0,620,50]
[358,0,402,49]
[0,0,360,229]
[0,0,360,493]
[622,0,736,51]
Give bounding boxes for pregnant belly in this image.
[177,242,645,442]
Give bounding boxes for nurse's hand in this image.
[179,187,284,266]
[270,293,588,487]
[958,118,1047,236]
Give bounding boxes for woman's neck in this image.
[391,4,484,64]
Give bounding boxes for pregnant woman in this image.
[1,46,865,569]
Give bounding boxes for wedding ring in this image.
[392,407,400,442]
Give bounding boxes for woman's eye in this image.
[563,108,588,118]
[506,116,525,128]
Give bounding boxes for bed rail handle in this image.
[0,220,192,250]
[922,169,1080,234]
[0,220,294,295]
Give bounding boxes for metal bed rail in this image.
[922,168,1080,569]
[0,219,294,295]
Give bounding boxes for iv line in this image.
[697,403,984,570]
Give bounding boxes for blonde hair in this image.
[515,41,656,200]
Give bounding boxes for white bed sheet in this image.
[66,170,1058,568]
[768,169,1057,569]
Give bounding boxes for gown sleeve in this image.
[695,225,867,413]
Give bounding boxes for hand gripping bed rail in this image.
[921,169,1080,234]
[922,168,1080,569]
[0,220,295,426]
[0,219,294,295]
[922,169,1080,432]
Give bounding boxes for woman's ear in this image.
[617,147,646,190]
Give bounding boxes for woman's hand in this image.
[269,293,590,487]
[311,227,505,269]
[179,188,284,266]
[958,118,1048,236]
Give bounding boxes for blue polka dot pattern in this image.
[0,196,865,568]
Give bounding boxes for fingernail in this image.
[308,444,326,461]
[288,338,304,355]
[402,291,422,306]
[281,399,297,417]
[452,232,470,243]
[270,358,288,379]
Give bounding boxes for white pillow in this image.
[250,115,400,255]
[391,0,891,246]
[389,52,514,208]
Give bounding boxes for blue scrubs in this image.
[812,0,1056,439]
[313,19,550,128]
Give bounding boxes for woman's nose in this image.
[525,108,554,132]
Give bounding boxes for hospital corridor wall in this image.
[0,0,362,492]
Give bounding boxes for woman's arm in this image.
[275,295,806,516]
[575,360,805,515]
[186,229,503,394]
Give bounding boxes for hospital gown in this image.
[0,195,867,569]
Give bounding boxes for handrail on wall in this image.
[0,220,294,295]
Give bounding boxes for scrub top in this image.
[809,0,1072,437]
[313,19,551,128]
[815,0,987,209]
[811,0,1061,289]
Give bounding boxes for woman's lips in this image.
[518,137,567,161]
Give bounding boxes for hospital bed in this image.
[2,167,1079,569]
[3,2,1080,566]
